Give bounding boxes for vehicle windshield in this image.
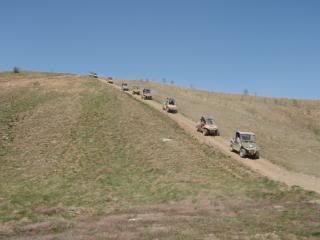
[168,99,175,105]
[241,134,256,142]
[206,118,215,125]
[144,89,150,93]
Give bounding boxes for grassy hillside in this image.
[126,80,320,177]
[0,72,320,239]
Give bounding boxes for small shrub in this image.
[33,81,40,87]
[13,67,20,74]
[306,109,311,115]
[292,99,299,107]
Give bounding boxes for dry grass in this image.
[1,73,320,239]
[126,80,320,177]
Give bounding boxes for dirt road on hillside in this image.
[101,79,320,194]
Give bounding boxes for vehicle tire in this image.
[203,129,208,136]
[240,148,246,158]
[254,152,260,159]
[216,130,220,136]
[229,146,234,152]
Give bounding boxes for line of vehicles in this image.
[104,79,260,160]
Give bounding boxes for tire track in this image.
[99,79,320,194]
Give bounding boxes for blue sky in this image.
[1,0,320,99]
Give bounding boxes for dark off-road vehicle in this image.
[196,116,220,136]
[141,88,152,100]
[230,131,260,159]
[163,98,178,113]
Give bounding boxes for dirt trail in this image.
[101,79,320,194]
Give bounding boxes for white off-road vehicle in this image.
[121,83,129,91]
[196,116,220,136]
[163,98,178,113]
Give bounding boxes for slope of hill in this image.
[0,72,320,239]
[126,80,320,178]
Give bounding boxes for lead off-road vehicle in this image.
[121,82,129,91]
[196,116,220,136]
[89,72,98,78]
[230,131,260,159]
[163,97,178,113]
[132,86,141,95]
[141,88,152,100]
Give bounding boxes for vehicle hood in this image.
[242,142,258,149]
[204,124,217,130]
[168,104,177,109]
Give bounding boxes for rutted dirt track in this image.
[102,79,320,194]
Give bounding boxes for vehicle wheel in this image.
[203,129,208,136]
[254,152,260,159]
[216,130,220,136]
[229,146,234,152]
[240,148,246,158]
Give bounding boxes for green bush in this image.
[13,67,20,74]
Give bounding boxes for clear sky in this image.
[1,0,320,99]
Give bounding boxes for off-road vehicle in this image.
[141,88,152,100]
[121,83,129,91]
[230,131,260,159]
[89,72,98,78]
[107,77,113,84]
[163,97,178,113]
[196,116,220,136]
[132,86,141,95]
